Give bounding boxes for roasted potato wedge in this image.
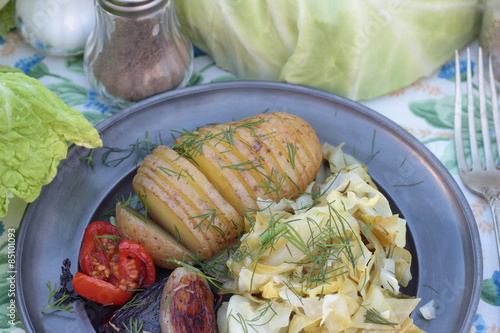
[115,202,193,270]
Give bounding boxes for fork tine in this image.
[478,47,495,169]
[455,50,467,172]
[488,55,500,167]
[468,48,481,170]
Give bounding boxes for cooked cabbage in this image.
[218,143,422,332]
[176,0,483,100]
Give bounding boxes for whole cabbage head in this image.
[176,0,483,101]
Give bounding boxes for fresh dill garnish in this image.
[80,148,96,167]
[189,208,225,242]
[93,234,122,252]
[364,307,398,327]
[393,180,424,187]
[115,293,142,313]
[101,132,163,167]
[228,298,279,332]
[159,165,194,181]
[122,318,144,333]
[286,142,297,169]
[165,259,223,289]
[360,130,380,164]
[219,158,264,171]
[422,284,440,294]
[256,168,290,197]
[42,281,75,313]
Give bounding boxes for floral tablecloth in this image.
[0,30,499,333]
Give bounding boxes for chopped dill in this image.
[101,132,164,167]
[80,148,96,167]
[286,142,297,169]
[42,281,75,313]
[364,307,398,327]
[114,293,142,313]
[393,180,424,187]
[122,318,144,333]
[422,284,440,294]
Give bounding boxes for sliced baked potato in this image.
[131,112,322,263]
[174,112,322,208]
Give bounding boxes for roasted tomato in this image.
[72,221,156,305]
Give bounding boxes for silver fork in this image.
[454,47,500,266]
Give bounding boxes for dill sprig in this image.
[42,281,75,313]
[228,298,279,332]
[80,148,96,167]
[115,293,142,313]
[189,208,228,243]
[286,142,297,169]
[165,259,224,290]
[101,132,164,167]
[159,165,194,181]
[364,307,398,327]
[93,234,122,252]
[122,318,144,333]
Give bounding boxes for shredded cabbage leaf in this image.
[0,69,103,217]
[176,0,483,100]
[218,143,423,332]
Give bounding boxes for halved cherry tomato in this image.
[82,221,121,244]
[72,221,156,305]
[72,272,132,305]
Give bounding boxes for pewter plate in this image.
[16,81,482,333]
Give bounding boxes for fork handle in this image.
[484,187,500,267]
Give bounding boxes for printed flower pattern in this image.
[473,314,489,333]
[437,58,471,81]
[14,53,45,75]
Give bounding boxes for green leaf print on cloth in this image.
[481,271,500,307]
[46,82,88,107]
[409,94,498,174]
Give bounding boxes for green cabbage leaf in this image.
[0,68,102,217]
[176,0,483,100]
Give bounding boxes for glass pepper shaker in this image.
[84,0,194,108]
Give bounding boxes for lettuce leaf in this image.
[0,69,103,217]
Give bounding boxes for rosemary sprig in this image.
[42,281,75,313]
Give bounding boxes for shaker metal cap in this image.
[99,0,168,17]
